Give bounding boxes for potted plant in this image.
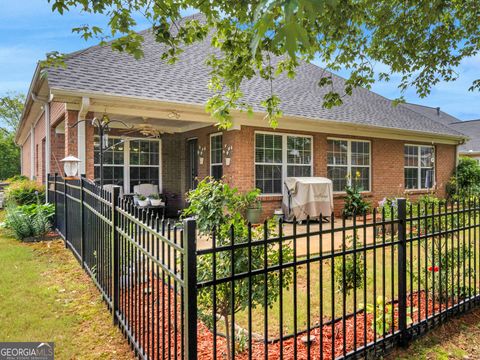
[136,194,149,207]
[148,193,164,206]
[243,189,262,224]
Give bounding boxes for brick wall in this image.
[21,135,32,178]
[186,125,457,219]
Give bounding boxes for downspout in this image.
[31,92,53,185]
[30,126,34,180]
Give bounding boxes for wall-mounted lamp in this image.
[223,144,233,166]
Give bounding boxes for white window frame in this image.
[210,133,223,178]
[254,131,314,195]
[94,135,162,194]
[404,144,435,190]
[327,137,371,193]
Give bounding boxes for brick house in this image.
[15,15,467,218]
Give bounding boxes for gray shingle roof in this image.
[401,103,461,127]
[450,120,480,153]
[46,14,463,138]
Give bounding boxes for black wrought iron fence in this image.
[47,174,480,360]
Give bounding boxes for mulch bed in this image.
[121,277,447,360]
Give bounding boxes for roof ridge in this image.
[452,118,480,124]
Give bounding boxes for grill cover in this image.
[283,177,334,221]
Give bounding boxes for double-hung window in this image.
[404,145,435,189]
[94,136,161,192]
[210,134,223,180]
[255,132,312,194]
[327,139,370,192]
[94,136,125,187]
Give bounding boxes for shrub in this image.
[3,205,52,240]
[342,185,370,218]
[4,179,45,205]
[334,234,364,294]
[447,157,480,199]
[184,178,293,360]
[5,175,28,183]
[17,203,55,222]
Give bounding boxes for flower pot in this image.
[225,157,231,166]
[246,207,262,224]
[149,199,164,206]
[137,199,150,207]
[199,157,204,165]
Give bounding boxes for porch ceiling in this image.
[98,113,212,133]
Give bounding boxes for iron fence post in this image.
[397,197,410,346]
[64,176,68,248]
[79,175,85,269]
[111,186,120,325]
[183,218,197,360]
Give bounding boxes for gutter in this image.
[31,92,53,189]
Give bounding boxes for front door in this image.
[187,138,198,190]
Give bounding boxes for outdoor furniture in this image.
[133,184,159,197]
[283,177,333,222]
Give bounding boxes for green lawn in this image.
[0,212,133,359]
[388,306,480,359]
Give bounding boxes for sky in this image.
[0,0,478,120]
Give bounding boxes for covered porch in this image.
[49,92,225,217]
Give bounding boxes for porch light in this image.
[60,155,81,177]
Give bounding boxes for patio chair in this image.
[133,184,159,197]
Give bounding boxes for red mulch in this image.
[121,277,445,359]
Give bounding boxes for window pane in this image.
[351,141,370,166]
[351,167,369,192]
[327,166,348,192]
[404,168,418,189]
[255,133,283,164]
[404,145,418,167]
[327,140,348,165]
[256,164,282,194]
[94,165,124,187]
[129,166,159,192]
[420,146,434,167]
[287,165,311,177]
[210,135,222,164]
[94,137,124,165]
[211,164,223,180]
[287,136,312,165]
[421,168,434,189]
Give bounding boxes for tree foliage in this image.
[0,92,25,133]
[0,92,24,180]
[47,0,479,128]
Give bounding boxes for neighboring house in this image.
[404,103,480,162]
[15,14,467,218]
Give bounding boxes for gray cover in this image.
[283,177,334,221]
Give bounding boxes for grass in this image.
[388,307,480,359]
[0,211,133,359]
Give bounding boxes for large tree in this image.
[0,92,25,180]
[47,1,479,128]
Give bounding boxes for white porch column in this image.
[77,97,90,175]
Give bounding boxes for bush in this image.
[3,205,52,240]
[5,175,28,183]
[4,179,45,205]
[343,185,370,218]
[447,157,480,199]
[17,203,55,222]
[184,178,293,360]
[334,234,364,294]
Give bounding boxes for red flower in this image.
[428,265,439,272]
